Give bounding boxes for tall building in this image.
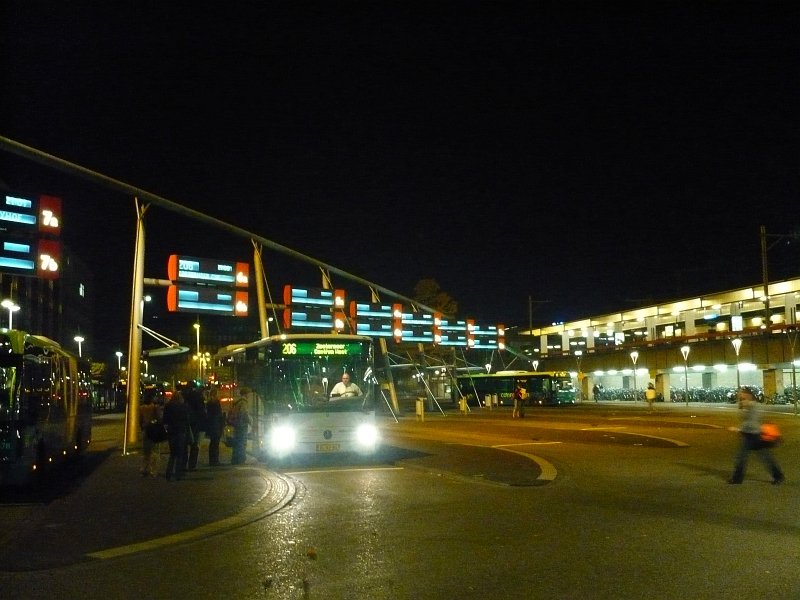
[0,245,94,357]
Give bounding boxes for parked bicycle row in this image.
[592,386,800,404]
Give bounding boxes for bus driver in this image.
[330,372,362,399]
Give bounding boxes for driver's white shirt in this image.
[330,381,362,397]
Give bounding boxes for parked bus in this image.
[454,370,578,407]
[215,333,379,462]
[0,330,93,485]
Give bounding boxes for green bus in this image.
[0,330,93,485]
[454,370,578,407]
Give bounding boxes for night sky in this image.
[1,2,798,358]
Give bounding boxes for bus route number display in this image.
[281,342,362,356]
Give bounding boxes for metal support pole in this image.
[253,242,269,339]
[124,200,147,451]
[761,225,770,327]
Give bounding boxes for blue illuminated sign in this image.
[438,319,468,346]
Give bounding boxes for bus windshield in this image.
[243,335,376,414]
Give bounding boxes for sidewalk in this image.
[0,415,294,572]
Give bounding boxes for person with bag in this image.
[228,387,252,465]
[138,390,163,477]
[645,382,657,412]
[182,383,206,472]
[727,386,784,485]
[163,390,190,481]
[205,386,224,466]
[512,384,525,418]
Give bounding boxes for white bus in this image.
[216,333,379,463]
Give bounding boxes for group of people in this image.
[138,383,252,480]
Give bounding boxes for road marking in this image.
[500,448,558,481]
[494,441,562,446]
[86,468,295,560]
[427,441,559,484]
[286,466,404,475]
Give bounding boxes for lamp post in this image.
[630,351,639,401]
[1,299,19,329]
[680,345,690,406]
[193,322,201,380]
[74,335,85,358]
[731,338,742,390]
[787,328,798,415]
[115,351,123,372]
[574,350,583,401]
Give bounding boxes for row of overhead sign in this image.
[0,193,61,279]
[283,285,506,349]
[0,193,500,349]
[164,255,506,349]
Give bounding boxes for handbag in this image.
[223,424,235,448]
[760,422,781,447]
[145,420,168,443]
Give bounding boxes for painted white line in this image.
[286,466,404,475]
[461,442,558,482]
[501,448,558,481]
[624,432,689,447]
[86,468,294,560]
[494,441,562,447]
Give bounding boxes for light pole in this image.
[193,322,201,380]
[1,299,19,329]
[574,350,583,401]
[630,351,639,401]
[115,351,123,372]
[74,335,85,358]
[680,345,690,406]
[731,338,742,390]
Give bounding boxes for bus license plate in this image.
[316,442,340,452]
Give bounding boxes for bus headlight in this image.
[269,425,297,453]
[355,423,379,449]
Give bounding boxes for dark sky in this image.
[1,2,799,358]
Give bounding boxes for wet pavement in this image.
[0,410,546,572]
[2,401,773,571]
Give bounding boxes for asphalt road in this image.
[0,402,797,599]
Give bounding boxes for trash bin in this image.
[415,397,425,421]
[484,394,492,409]
[459,397,467,414]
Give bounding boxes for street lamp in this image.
[680,345,690,406]
[574,350,583,401]
[731,338,742,390]
[115,351,123,372]
[1,299,20,329]
[140,294,152,321]
[532,360,539,372]
[630,351,639,401]
[193,322,201,380]
[74,335,85,358]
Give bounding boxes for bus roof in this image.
[459,370,570,378]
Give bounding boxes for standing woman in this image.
[205,386,224,466]
[138,390,162,477]
[228,388,252,465]
[163,390,189,481]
